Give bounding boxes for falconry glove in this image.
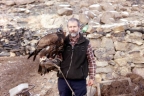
[38,57,62,75]
[51,58,61,66]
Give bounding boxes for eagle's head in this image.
[57,25,64,33]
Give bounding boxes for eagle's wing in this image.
[39,44,56,63]
[27,33,58,61]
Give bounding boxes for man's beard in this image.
[70,31,79,38]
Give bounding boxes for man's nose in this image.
[71,27,75,30]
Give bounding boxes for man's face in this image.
[67,21,80,38]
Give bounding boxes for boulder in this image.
[57,8,73,16]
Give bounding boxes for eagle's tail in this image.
[27,49,41,61]
[27,51,35,59]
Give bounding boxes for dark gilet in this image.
[57,33,89,79]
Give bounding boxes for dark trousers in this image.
[58,78,87,96]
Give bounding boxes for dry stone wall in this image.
[0,0,144,81]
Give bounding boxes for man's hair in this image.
[67,18,80,27]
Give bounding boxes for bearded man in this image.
[57,18,96,96]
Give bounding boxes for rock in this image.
[89,39,101,48]
[79,13,89,24]
[53,17,67,29]
[45,1,55,6]
[79,7,89,13]
[69,1,78,6]
[88,20,99,27]
[96,66,113,73]
[114,58,128,66]
[85,25,95,34]
[108,60,116,66]
[87,33,103,39]
[10,52,16,57]
[3,0,15,6]
[101,37,115,55]
[133,68,144,79]
[121,1,132,7]
[57,4,71,9]
[57,8,73,16]
[112,11,122,19]
[114,51,126,59]
[89,4,102,11]
[14,0,35,5]
[100,2,114,11]
[96,61,109,67]
[121,11,129,18]
[0,16,10,26]
[94,48,114,61]
[119,67,131,76]
[114,41,128,51]
[128,51,144,63]
[92,17,100,24]
[134,63,144,68]
[79,1,89,8]
[125,32,143,45]
[112,25,125,33]
[87,0,97,5]
[87,11,96,19]
[0,51,10,57]
[131,5,140,11]
[100,12,115,24]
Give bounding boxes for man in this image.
[57,18,96,96]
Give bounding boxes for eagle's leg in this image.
[38,65,47,75]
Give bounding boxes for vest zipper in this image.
[66,46,74,78]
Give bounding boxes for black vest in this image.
[57,33,89,79]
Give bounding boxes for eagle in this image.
[27,25,65,75]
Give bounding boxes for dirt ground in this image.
[0,56,58,96]
[1,56,144,96]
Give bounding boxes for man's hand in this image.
[87,79,94,86]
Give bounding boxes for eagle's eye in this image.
[57,27,63,33]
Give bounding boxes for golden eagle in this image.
[27,26,65,75]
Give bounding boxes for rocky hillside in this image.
[0,0,144,84]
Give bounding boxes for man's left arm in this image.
[87,43,96,86]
